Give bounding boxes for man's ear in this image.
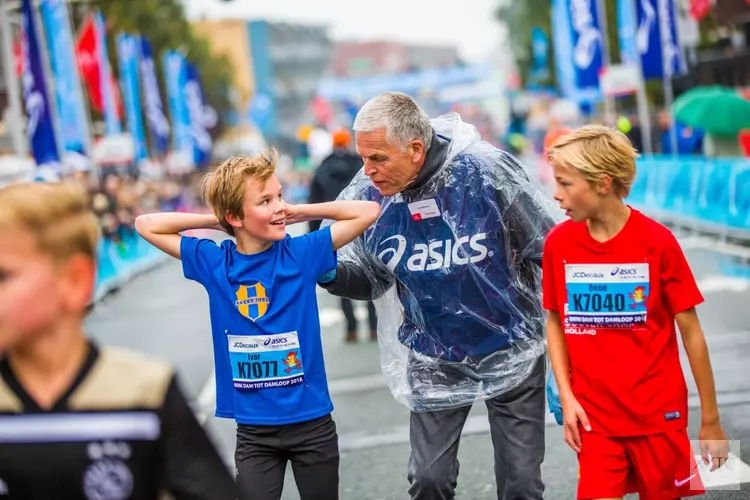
[409,139,425,163]
[225,211,243,230]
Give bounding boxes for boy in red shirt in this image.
[543,125,729,499]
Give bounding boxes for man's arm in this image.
[318,260,393,301]
[494,152,560,267]
[285,200,380,251]
[135,212,223,259]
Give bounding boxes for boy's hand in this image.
[562,395,591,453]
[283,202,303,225]
[699,421,730,471]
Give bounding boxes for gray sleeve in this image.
[318,260,394,301]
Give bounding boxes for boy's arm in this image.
[677,308,720,426]
[677,308,729,470]
[135,212,222,259]
[286,201,381,251]
[546,311,573,400]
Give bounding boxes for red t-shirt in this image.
[542,208,703,437]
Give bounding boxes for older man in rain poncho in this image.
[318,92,563,500]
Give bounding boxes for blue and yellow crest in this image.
[235,283,270,321]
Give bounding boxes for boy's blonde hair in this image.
[0,182,99,263]
[202,150,278,236]
[546,125,640,197]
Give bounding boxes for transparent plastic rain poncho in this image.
[323,113,565,411]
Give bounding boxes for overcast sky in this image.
[183,0,506,62]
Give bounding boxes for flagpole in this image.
[659,0,679,156]
[597,0,616,127]
[625,0,653,154]
[0,0,28,157]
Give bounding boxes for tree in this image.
[72,0,233,136]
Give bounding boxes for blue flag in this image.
[20,0,60,168]
[619,0,686,80]
[656,0,686,78]
[569,0,604,92]
[184,63,212,168]
[163,50,192,157]
[139,38,169,156]
[39,0,89,155]
[116,33,148,163]
[552,0,601,103]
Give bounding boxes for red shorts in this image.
[577,429,705,500]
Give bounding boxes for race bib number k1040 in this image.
[565,263,650,329]
[228,332,304,390]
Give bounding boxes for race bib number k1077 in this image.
[564,263,650,329]
[228,332,304,390]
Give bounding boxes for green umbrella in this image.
[673,86,750,137]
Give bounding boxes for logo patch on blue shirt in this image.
[235,283,269,321]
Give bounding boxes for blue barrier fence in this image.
[627,155,750,237]
[93,232,168,303]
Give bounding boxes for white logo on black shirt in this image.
[83,441,133,500]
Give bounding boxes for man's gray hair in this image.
[353,92,433,151]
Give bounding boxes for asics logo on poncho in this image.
[377,234,490,272]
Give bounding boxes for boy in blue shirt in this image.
[136,151,381,500]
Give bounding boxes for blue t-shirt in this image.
[180,227,336,425]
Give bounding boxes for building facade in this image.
[329,41,459,78]
[193,19,333,153]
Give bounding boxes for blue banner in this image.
[116,33,147,162]
[619,0,686,80]
[552,0,601,103]
[530,27,550,82]
[657,0,686,78]
[569,0,603,91]
[39,0,88,155]
[20,0,60,167]
[163,50,192,156]
[139,38,169,156]
[184,63,212,167]
[96,11,121,134]
[617,0,639,65]
[635,0,662,78]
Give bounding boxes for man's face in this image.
[356,129,425,196]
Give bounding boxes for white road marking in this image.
[694,452,750,489]
[697,275,750,294]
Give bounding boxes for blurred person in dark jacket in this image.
[309,128,378,343]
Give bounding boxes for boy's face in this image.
[236,174,287,242]
[0,227,94,351]
[551,161,601,222]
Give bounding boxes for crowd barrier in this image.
[93,232,168,303]
[627,155,750,240]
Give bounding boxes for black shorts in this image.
[235,413,339,500]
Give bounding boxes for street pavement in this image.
[85,227,750,500]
